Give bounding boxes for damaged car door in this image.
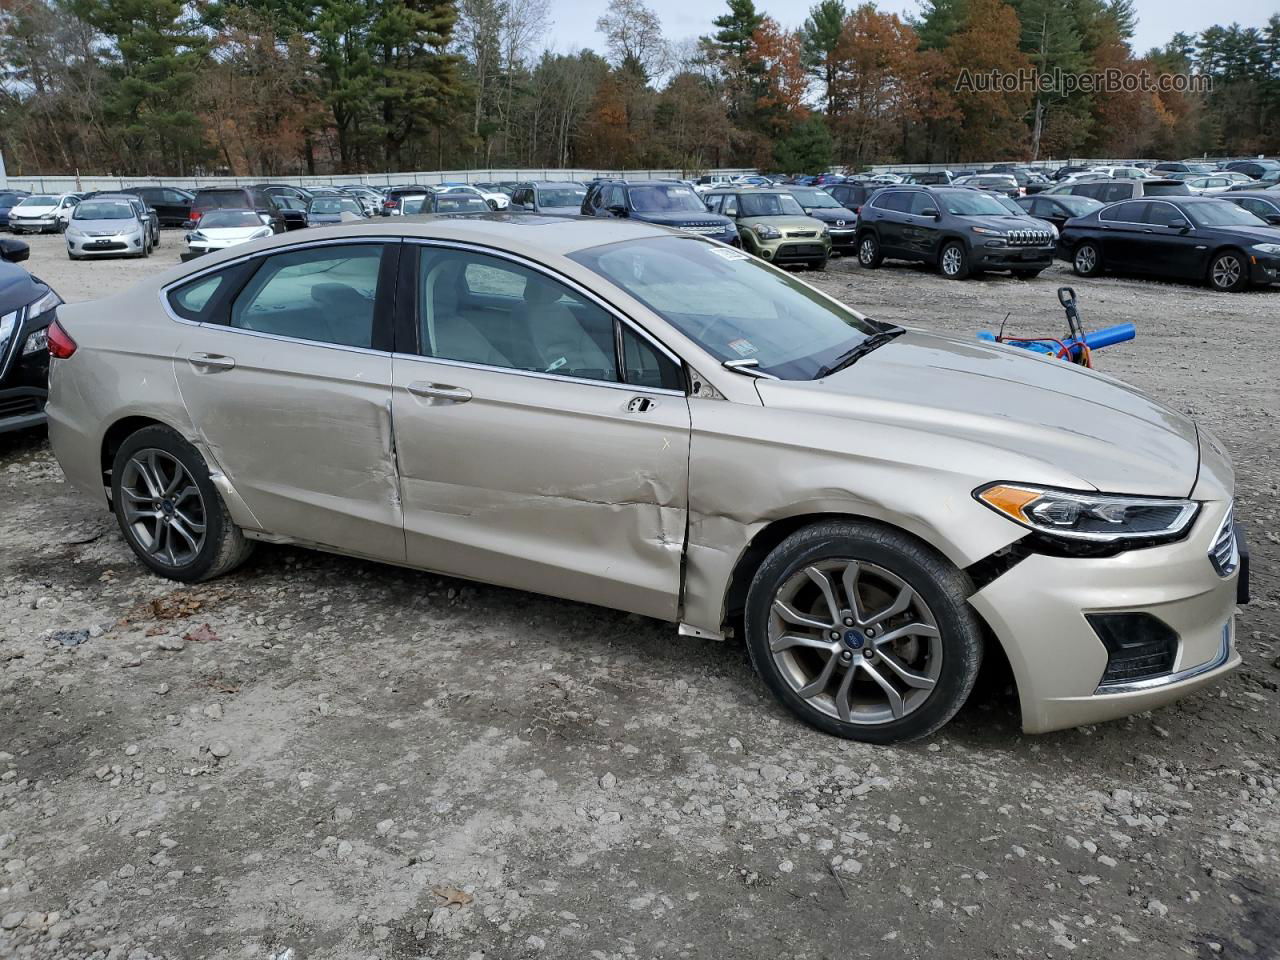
[390,243,691,620]
[172,241,405,562]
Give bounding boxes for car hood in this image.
[0,262,44,314]
[960,214,1047,232]
[1199,224,1280,243]
[753,330,1201,497]
[804,207,857,223]
[12,205,57,216]
[70,218,140,233]
[196,226,268,240]
[739,215,826,231]
[634,211,731,228]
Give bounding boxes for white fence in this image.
[867,159,1161,174]
[1,168,761,193]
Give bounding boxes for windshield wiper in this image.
[813,326,905,379]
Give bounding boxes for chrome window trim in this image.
[1094,621,1232,695]
[391,351,686,397]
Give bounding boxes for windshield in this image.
[200,211,265,229]
[991,195,1024,214]
[435,196,489,213]
[195,192,249,210]
[1185,201,1266,228]
[571,235,879,380]
[739,193,806,217]
[538,188,586,207]
[310,198,360,215]
[0,193,25,205]
[790,188,842,208]
[18,196,57,206]
[627,184,705,213]
[73,201,133,220]
[1057,195,1103,215]
[938,191,1009,216]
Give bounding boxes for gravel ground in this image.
[1,232,1277,960]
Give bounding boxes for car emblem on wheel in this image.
[843,629,865,649]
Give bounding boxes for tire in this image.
[743,519,983,744]
[939,240,970,279]
[1013,268,1043,279]
[811,255,829,271]
[1208,250,1248,292]
[1072,241,1102,277]
[111,425,254,583]
[856,232,882,269]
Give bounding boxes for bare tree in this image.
[595,0,669,82]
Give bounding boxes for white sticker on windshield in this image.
[728,338,759,357]
[708,247,749,260]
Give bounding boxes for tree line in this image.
[0,0,1277,177]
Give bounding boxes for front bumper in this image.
[827,228,856,250]
[67,234,144,256]
[1247,253,1280,285]
[0,386,47,433]
[968,497,1243,734]
[10,217,59,233]
[754,237,832,264]
[976,243,1056,269]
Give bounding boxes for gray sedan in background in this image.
[42,216,1245,742]
[64,198,152,259]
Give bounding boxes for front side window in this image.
[572,235,881,381]
[1185,201,1266,228]
[230,244,384,348]
[418,249,619,383]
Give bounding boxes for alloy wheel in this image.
[1211,255,1242,290]
[941,246,962,276]
[1075,245,1097,273]
[768,560,942,725]
[859,238,876,264]
[119,449,207,568]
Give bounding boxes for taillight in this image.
[47,319,76,359]
[386,199,399,208]
[190,209,202,222]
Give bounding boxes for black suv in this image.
[856,186,1056,279]
[0,239,62,434]
[825,181,884,215]
[123,186,194,227]
[582,180,737,245]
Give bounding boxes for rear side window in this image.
[230,244,385,348]
[1100,200,1147,222]
[169,274,227,322]
[874,192,910,212]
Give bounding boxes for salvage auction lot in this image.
[1,232,1276,959]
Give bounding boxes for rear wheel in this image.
[857,232,882,269]
[111,426,254,582]
[1208,250,1248,292]
[939,241,970,279]
[1072,241,1102,277]
[744,520,983,743]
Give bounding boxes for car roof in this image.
[535,181,586,190]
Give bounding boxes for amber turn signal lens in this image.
[977,484,1040,522]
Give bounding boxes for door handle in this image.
[407,381,472,404]
[188,353,235,372]
[627,396,658,413]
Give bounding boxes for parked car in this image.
[254,184,314,206]
[1229,170,1280,191]
[1184,175,1241,195]
[267,195,309,231]
[400,193,491,216]
[183,209,276,259]
[382,185,431,215]
[90,193,160,250]
[510,182,588,216]
[694,174,737,194]
[1014,193,1104,232]
[1052,165,1092,180]
[703,188,828,267]
[8,193,80,234]
[436,184,509,211]
[44,216,1247,742]
[0,238,61,433]
[584,180,739,246]
[338,186,385,216]
[1221,159,1280,181]
[952,174,1021,198]
[825,182,885,215]
[1045,178,1189,203]
[984,166,1053,193]
[64,197,154,260]
[1086,166,1150,180]
[1152,161,1215,176]
[903,171,953,186]
[1059,196,1280,291]
[1221,191,1280,226]
[189,187,287,233]
[0,190,31,231]
[856,186,1055,279]
[123,187,194,227]
[306,196,367,225]
[783,186,858,253]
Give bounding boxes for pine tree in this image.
[800,0,845,114]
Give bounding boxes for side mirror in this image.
[1265,214,1280,225]
[607,204,628,218]
[921,207,939,219]
[0,238,30,263]
[1167,217,1190,231]
[260,214,273,225]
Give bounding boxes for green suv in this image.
[704,189,831,269]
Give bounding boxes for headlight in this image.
[0,311,15,356]
[251,228,273,239]
[1252,242,1280,255]
[65,223,84,237]
[189,231,207,242]
[1049,223,1060,239]
[971,226,1006,237]
[27,289,62,320]
[755,224,781,239]
[819,225,830,236]
[975,483,1198,544]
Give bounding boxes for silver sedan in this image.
[43,217,1245,742]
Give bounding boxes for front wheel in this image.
[1208,250,1248,292]
[939,241,970,279]
[111,426,254,582]
[810,255,829,271]
[1072,241,1102,277]
[857,232,882,269]
[744,520,983,743]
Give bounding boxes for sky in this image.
[545,0,1277,60]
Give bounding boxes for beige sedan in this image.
[44,217,1246,742]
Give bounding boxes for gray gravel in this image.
[1,233,1277,959]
